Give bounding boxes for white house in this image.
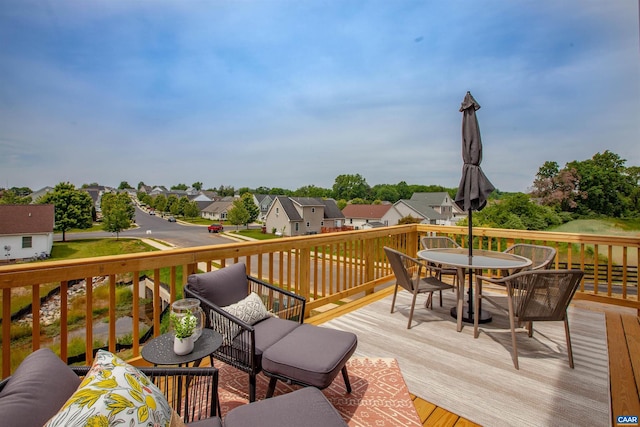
[0,204,55,262]
[341,204,392,229]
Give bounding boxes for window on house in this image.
[311,207,315,213]
[306,222,310,227]
[321,221,324,226]
[22,236,32,249]
[295,223,299,231]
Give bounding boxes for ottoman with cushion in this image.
[262,323,358,398]
[223,387,347,427]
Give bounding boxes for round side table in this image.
[142,328,222,367]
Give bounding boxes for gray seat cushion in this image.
[186,417,223,427]
[187,263,248,306]
[252,317,301,353]
[224,387,347,427]
[0,348,81,427]
[262,324,357,389]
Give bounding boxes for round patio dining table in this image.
[417,248,532,328]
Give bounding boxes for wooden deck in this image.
[308,285,640,427]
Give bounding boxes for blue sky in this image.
[1,1,639,194]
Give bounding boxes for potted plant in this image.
[170,309,197,355]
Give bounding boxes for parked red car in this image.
[207,223,224,233]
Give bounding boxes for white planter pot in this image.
[173,335,194,355]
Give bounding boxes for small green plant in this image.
[170,309,197,339]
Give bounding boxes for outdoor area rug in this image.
[215,357,422,427]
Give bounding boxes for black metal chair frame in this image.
[185,274,306,402]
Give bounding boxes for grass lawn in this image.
[549,218,640,235]
[227,229,281,240]
[51,238,159,259]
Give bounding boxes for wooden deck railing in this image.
[0,224,638,378]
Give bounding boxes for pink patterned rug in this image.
[216,357,422,427]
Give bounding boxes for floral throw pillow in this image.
[44,350,179,427]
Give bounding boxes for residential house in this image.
[0,204,55,262]
[201,200,234,221]
[341,204,392,229]
[382,192,463,226]
[265,197,344,237]
[253,194,275,222]
[28,186,54,203]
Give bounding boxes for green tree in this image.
[167,194,179,214]
[471,193,562,230]
[568,151,635,217]
[118,181,133,190]
[293,185,330,198]
[184,201,200,218]
[171,183,188,191]
[371,184,400,203]
[192,181,203,191]
[398,215,422,224]
[101,192,133,238]
[350,198,368,204]
[241,193,260,227]
[178,196,190,216]
[153,194,167,213]
[227,198,250,230]
[38,182,93,241]
[0,189,32,204]
[217,185,235,197]
[137,181,146,190]
[332,174,370,201]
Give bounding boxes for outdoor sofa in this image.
[0,347,347,427]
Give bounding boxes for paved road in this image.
[56,205,236,248]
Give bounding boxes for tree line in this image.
[1,150,637,235]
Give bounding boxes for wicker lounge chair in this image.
[184,263,306,402]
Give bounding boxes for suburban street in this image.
[55,205,236,248]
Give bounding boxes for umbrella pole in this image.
[467,209,473,321]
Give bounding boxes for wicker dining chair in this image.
[473,269,584,369]
[504,243,556,271]
[420,236,462,287]
[384,246,457,329]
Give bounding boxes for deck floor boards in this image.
[320,286,611,426]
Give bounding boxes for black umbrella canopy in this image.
[454,91,495,212]
[453,91,495,323]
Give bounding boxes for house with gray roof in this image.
[382,192,464,226]
[0,204,54,262]
[265,197,345,237]
[253,194,275,222]
[201,200,234,221]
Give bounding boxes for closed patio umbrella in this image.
[454,91,495,323]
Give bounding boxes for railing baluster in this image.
[31,284,41,353]
[58,281,66,360]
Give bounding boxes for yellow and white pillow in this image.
[45,349,181,427]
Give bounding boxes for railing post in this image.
[298,248,311,301]
[364,237,376,296]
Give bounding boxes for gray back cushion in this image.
[187,262,248,306]
[0,348,81,427]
